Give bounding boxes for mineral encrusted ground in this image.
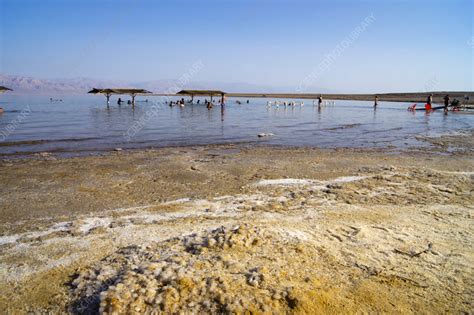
[0,136,473,313]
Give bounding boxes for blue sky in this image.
[1,0,472,92]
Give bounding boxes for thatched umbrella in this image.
[177,90,227,104]
[0,86,13,94]
[88,88,151,106]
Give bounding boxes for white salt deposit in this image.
[255,178,316,186]
[0,235,20,246]
[0,221,71,246]
[78,217,112,234]
[273,227,312,241]
[255,176,366,187]
[330,176,367,183]
[163,198,191,205]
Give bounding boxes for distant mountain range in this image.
[0,74,126,95]
[0,74,326,95]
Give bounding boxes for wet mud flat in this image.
[0,134,473,313]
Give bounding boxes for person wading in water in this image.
[443,94,450,114]
[425,93,433,111]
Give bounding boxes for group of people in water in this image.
[235,100,250,104]
[116,98,149,105]
[113,93,469,113]
[437,94,462,113]
[410,93,470,112]
[266,95,335,108]
[407,93,467,113]
[117,98,132,105]
[168,97,231,109]
[266,93,468,113]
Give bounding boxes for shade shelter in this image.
[176,90,226,105]
[0,86,13,94]
[88,88,152,107]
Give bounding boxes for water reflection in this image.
[0,95,472,155]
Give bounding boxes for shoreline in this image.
[0,134,473,313]
[0,131,472,226]
[1,128,473,160]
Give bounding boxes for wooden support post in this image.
[221,101,225,121]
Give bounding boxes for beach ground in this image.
[0,134,473,313]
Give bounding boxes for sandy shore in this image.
[0,134,473,313]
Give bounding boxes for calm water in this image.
[0,95,472,156]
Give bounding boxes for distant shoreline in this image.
[148,91,474,105]
[3,91,473,105]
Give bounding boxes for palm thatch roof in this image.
[177,90,226,96]
[0,86,13,92]
[88,88,151,95]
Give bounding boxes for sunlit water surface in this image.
[0,95,472,156]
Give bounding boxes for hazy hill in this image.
[0,74,131,95]
[0,74,312,95]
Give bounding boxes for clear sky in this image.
[1,0,472,92]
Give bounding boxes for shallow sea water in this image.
[0,95,472,156]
